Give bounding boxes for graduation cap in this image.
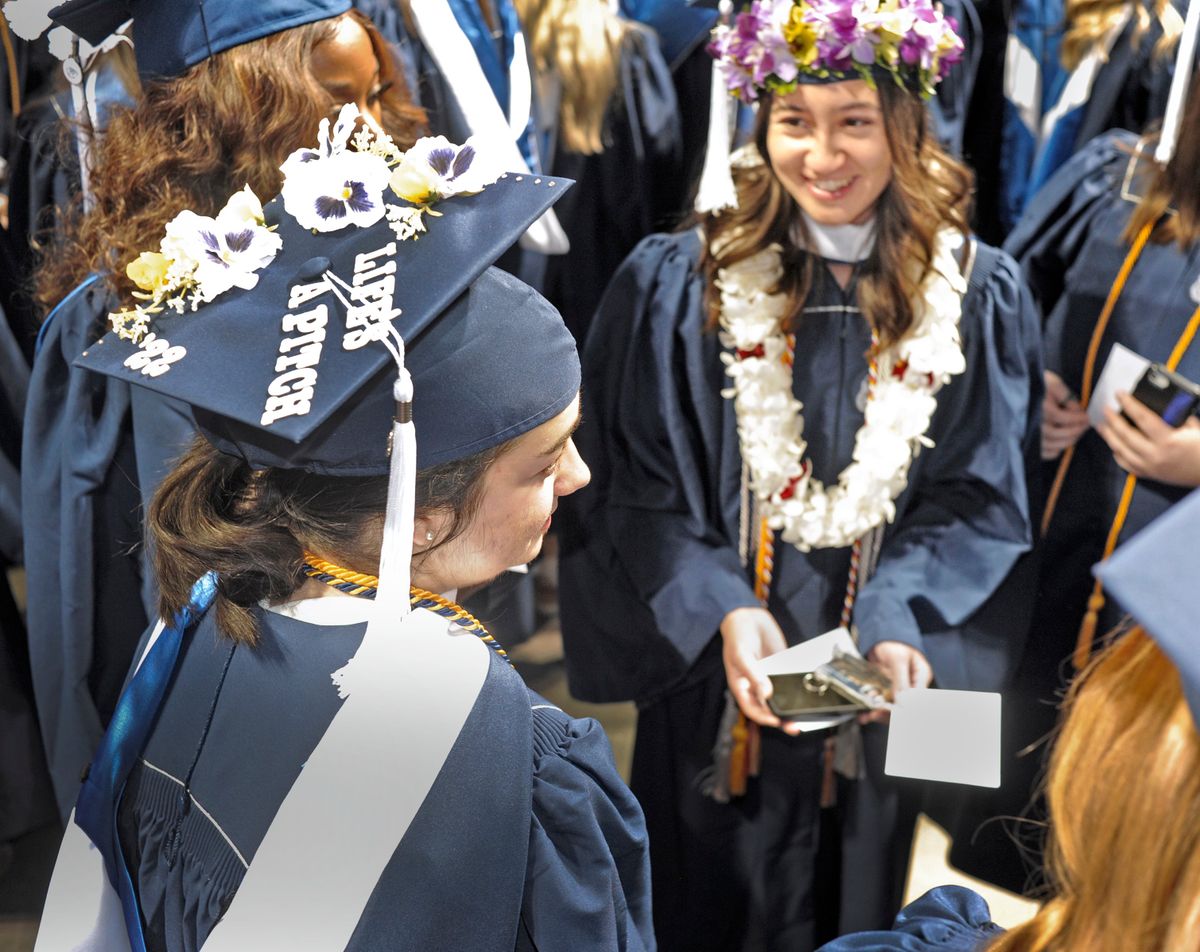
[1095,490,1200,725]
[49,0,352,79]
[76,116,579,475]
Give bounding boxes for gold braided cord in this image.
[300,551,499,650]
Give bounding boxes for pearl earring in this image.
[425,531,434,542]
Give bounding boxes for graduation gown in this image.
[558,230,1040,950]
[813,887,1002,952]
[954,129,1200,891]
[22,277,196,818]
[110,598,653,952]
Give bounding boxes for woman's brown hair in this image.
[1123,67,1200,249]
[987,626,1200,951]
[149,436,505,645]
[700,81,973,348]
[515,0,639,155]
[34,11,425,316]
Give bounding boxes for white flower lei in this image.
[717,228,968,551]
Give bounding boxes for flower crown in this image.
[708,0,963,102]
[111,104,499,343]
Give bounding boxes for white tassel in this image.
[1155,0,1200,166]
[695,55,738,214]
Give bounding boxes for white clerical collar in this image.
[793,212,877,264]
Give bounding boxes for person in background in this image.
[949,24,1200,893]
[816,488,1200,952]
[558,0,1042,947]
[989,0,1181,240]
[22,0,424,820]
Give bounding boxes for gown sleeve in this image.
[21,277,151,819]
[521,703,655,952]
[1003,129,1139,322]
[814,886,1004,951]
[563,233,759,685]
[851,245,1041,659]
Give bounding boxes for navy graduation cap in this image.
[75,106,580,474]
[49,0,352,79]
[1095,490,1200,725]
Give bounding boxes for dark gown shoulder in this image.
[522,699,655,951]
[559,229,757,704]
[815,886,1003,952]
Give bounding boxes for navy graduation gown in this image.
[115,605,653,951]
[558,229,1039,949]
[814,886,1002,952]
[22,278,195,818]
[955,130,1200,892]
[560,229,1040,703]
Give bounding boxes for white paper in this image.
[758,629,859,733]
[885,688,1001,787]
[1088,342,1150,427]
[758,628,860,675]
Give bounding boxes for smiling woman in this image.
[558,0,1044,947]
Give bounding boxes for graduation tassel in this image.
[694,0,738,214]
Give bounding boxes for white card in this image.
[885,688,1001,787]
[758,629,858,733]
[1088,342,1150,427]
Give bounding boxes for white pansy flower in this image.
[282,150,391,232]
[389,136,500,205]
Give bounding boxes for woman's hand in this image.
[1098,393,1200,487]
[719,607,790,730]
[1042,370,1090,460]
[860,640,933,724]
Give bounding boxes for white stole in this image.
[408,0,569,255]
[33,608,488,951]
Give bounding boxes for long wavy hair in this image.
[1061,0,1180,72]
[150,435,506,645]
[987,626,1200,951]
[515,0,639,155]
[34,11,425,317]
[700,82,973,348]
[1123,68,1200,249]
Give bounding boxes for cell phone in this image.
[766,672,861,719]
[766,654,893,720]
[1127,364,1200,428]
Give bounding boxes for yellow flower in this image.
[784,8,819,66]
[126,251,170,292]
[388,156,442,206]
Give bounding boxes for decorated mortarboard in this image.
[57,111,581,952]
[1094,490,1200,725]
[75,106,579,474]
[48,0,352,79]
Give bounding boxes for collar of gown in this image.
[793,212,877,264]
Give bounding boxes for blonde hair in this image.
[1060,0,1181,71]
[987,627,1200,952]
[516,0,638,154]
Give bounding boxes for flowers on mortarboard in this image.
[708,0,963,102]
[388,136,497,206]
[281,105,392,233]
[109,185,280,342]
[280,106,500,241]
